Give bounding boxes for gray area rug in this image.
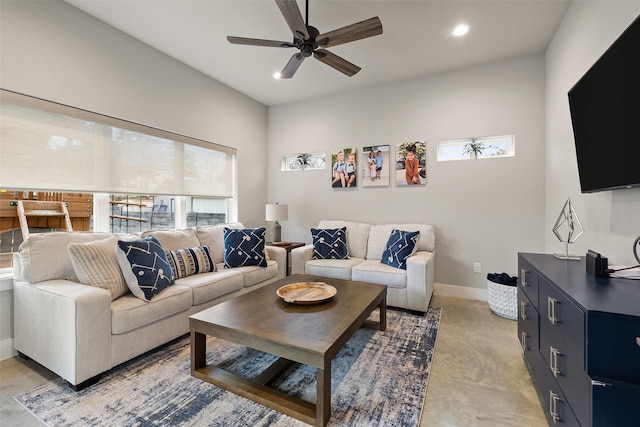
[15,307,441,426]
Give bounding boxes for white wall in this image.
[545,2,640,265]
[268,54,547,289]
[0,0,268,359]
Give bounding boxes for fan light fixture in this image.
[227,0,383,79]
[453,24,470,37]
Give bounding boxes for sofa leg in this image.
[17,351,30,361]
[68,374,102,392]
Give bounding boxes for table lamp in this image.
[265,203,288,243]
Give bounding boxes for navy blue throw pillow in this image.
[116,236,175,301]
[311,227,349,259]
[381,229,420,270]
[223,227,267,268]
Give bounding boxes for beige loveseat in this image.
[12,223,285,390]
[291,220,435,312]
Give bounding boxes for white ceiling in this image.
[65,0,572,106]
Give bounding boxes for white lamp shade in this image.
[265,204,288,221]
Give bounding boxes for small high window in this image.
[437,135,515,161]
[281,153,326,171]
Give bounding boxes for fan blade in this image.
[313,49,361,77]
[280,53,306,79]
[227,36,294,48]
[316,17,383,48]
[275,0,309,40]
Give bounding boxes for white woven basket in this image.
[487,280,517,320]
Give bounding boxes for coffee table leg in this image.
[379,298,386,331]
[316,360,331,426]
[191,331,206,374]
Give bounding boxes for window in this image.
[186,197,227,227]
[437,135,515,161]
[108,194,227,234]
[0,90,236,272]
[281,153,326,171]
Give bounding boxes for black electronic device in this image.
[568,15,640,193]
[586,250,609,277]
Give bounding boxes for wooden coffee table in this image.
[189,274,387,427]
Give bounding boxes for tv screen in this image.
[568,16,640,193]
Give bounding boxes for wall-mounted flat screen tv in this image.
[568,15,640,193]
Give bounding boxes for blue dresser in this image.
[518,253,640,426]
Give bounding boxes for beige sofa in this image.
[12,223,285,390]
[291,220,435,312]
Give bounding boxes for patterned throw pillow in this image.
[165,246,215,279]
[116,236,175,301]
[381,229,420,270]
[311,227,349,259]
[68,236,129,301]
[223,227,267,268]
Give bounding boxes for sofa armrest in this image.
[405,251,436,312]
[291,244,314,275]
[13,279,112,386]
[265,245,287,280]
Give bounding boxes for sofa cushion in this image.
[165,246,215,279]
[68,236,129,301]
[367,224,436,260]
[142,228,201,251]
[196,222,244,264]
[305,257,365,281]
[311,227,349,259]
[352,260,408,289]
[111,284,192,334]
[18,231,113,284]
[317,220,370,259]
[230,259,280,287]
[380,229,420,270]
[223,227,267,268]
[175,269,243,305]
[116,236,176,301]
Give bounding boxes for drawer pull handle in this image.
[520,301,528,320]
[550,346,561,377]
[547,297,558,325]
[521,268,528,287]
[549,390,560,424]
[521,331,527,353]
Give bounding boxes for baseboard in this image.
[0,338,17,361]
[434,283,488,301]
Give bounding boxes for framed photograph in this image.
[362,145,390,187]
[330,148,357,188]
[395,141,426,186]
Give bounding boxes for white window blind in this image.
[0,90,236,197]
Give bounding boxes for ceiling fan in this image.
[227,0,383,79]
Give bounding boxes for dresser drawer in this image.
[518,288,539,358]
[536,363,581,427]
[588,311,640,384]
[540,320,590,427]
[539,276,585,368]
[518,258,539,308]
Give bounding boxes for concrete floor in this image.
[0,295,548,426]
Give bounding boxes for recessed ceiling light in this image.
[452,24,469,37]
[273,72,282,79]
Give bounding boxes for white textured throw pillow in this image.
[68,236,129,301]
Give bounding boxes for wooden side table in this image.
[267,241,305,275]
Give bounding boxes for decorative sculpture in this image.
[552,198,584,260]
